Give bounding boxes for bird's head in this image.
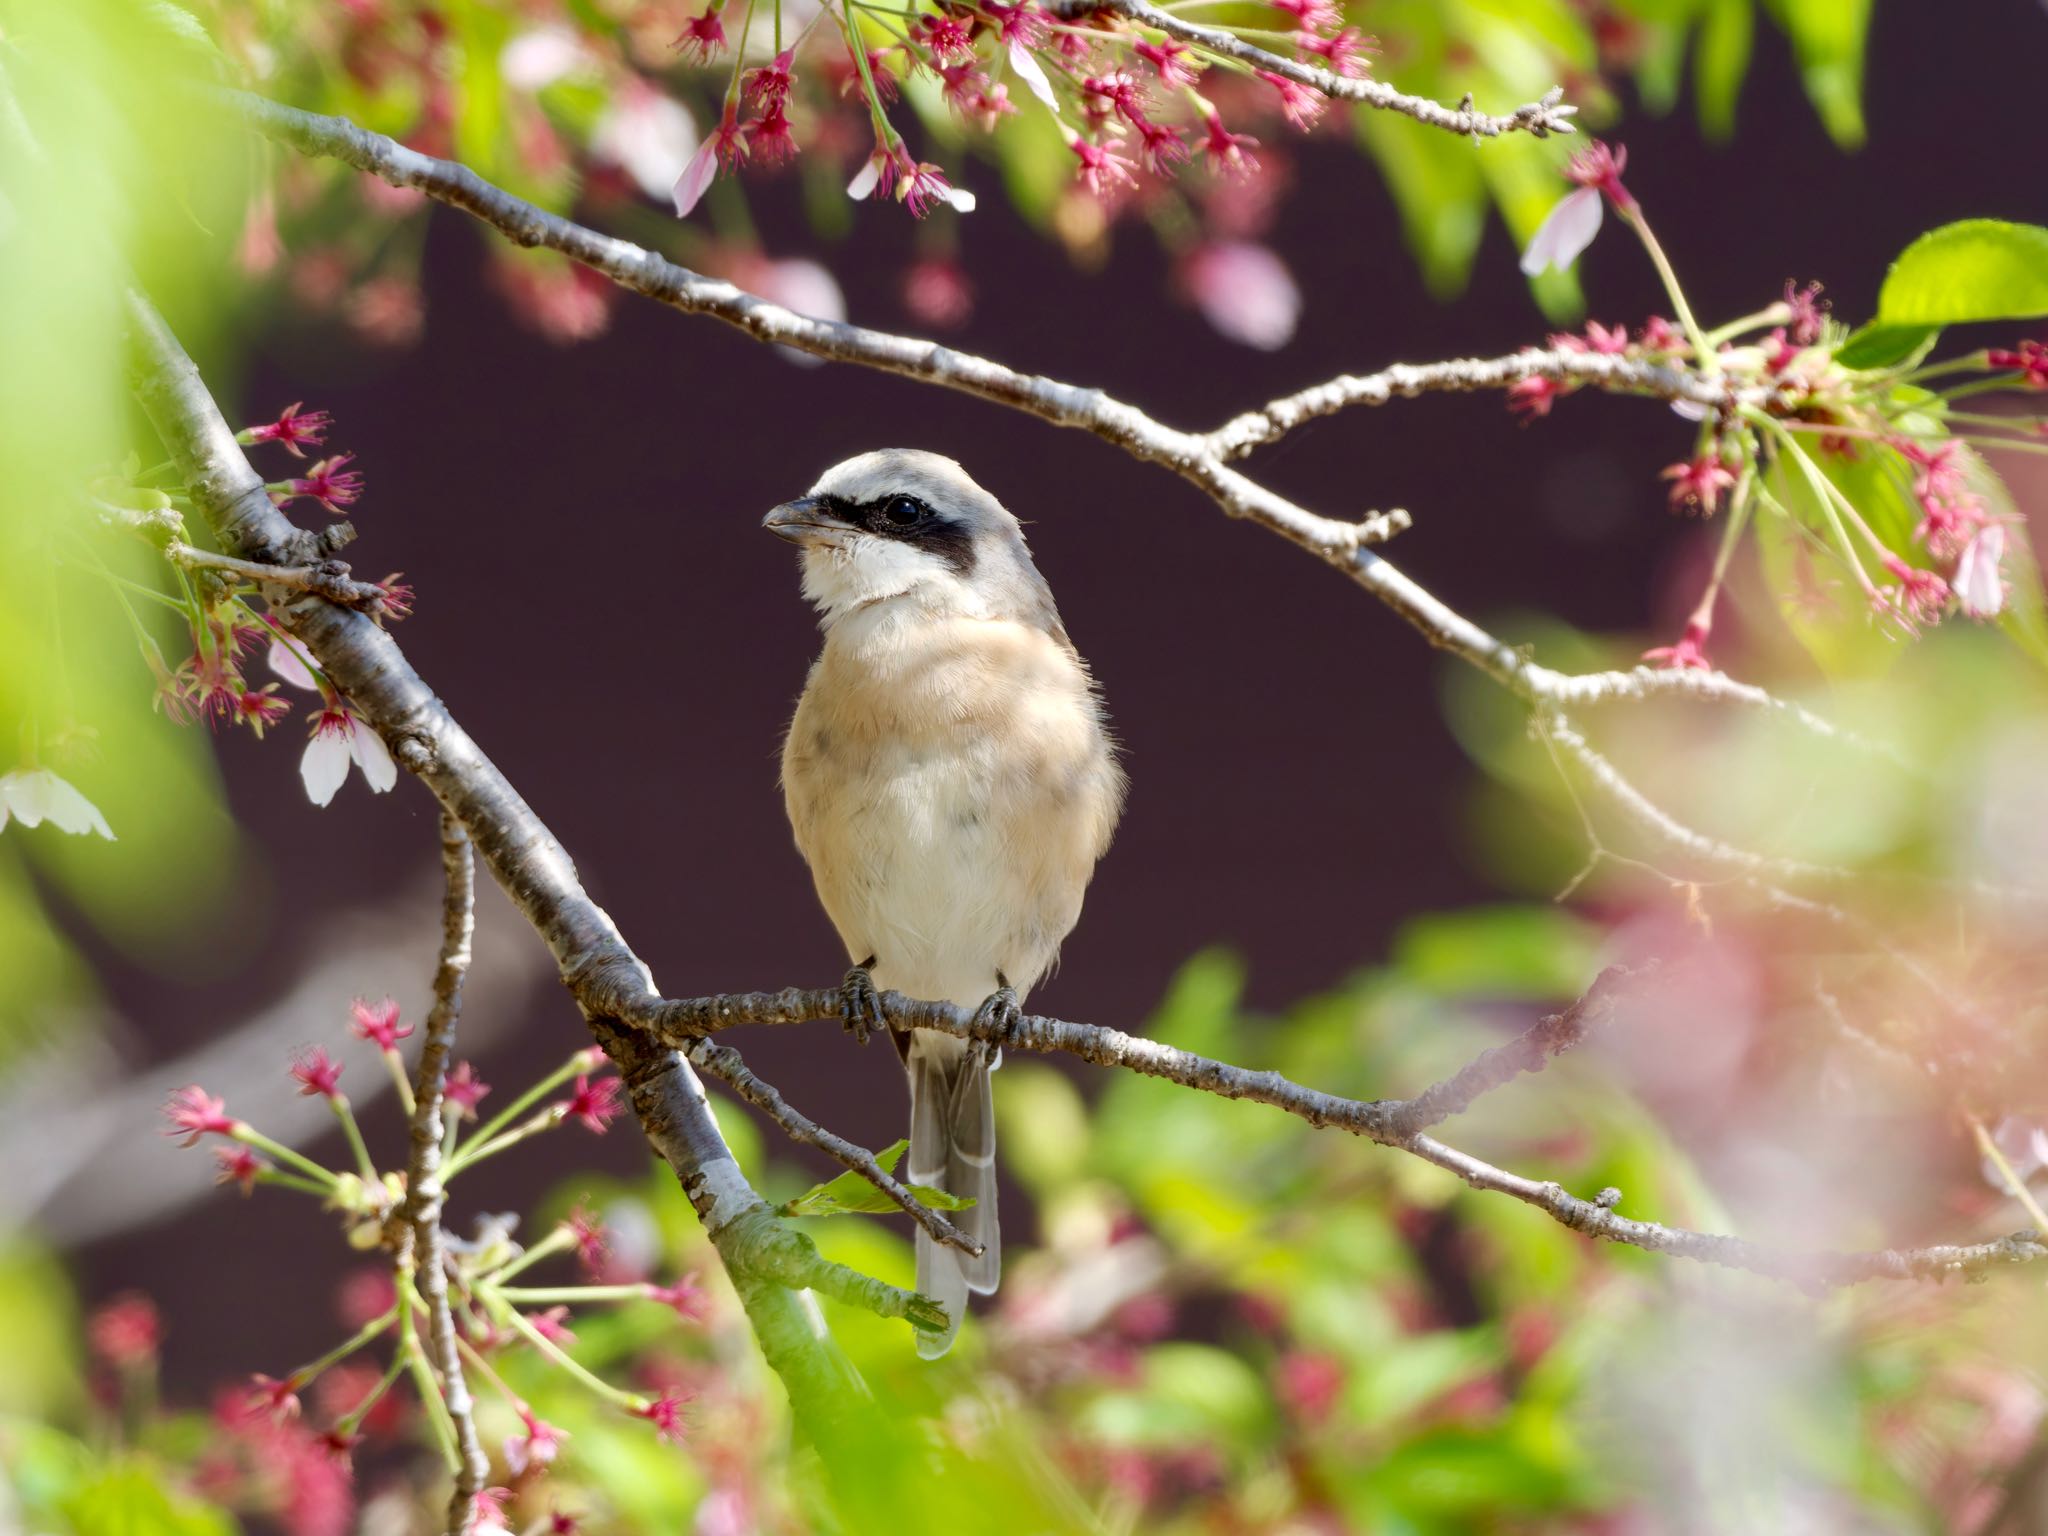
[764,449,1056,628]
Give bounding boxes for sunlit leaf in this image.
[778,1139,973,1217]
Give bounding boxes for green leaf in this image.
[133,0,224,58]
[778,1140,973,1218]
[1874,219,2048,328]
[1836,322,1940,371]
[1391,905,1598,1001]
[1763,0,1871,148]
[1693,0,1752,141]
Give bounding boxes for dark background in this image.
[77,4,2048,1397]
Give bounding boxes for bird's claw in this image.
[840,960,887,1045]
[971,980,1022,1050]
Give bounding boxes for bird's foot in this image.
[970,975,1022,1050]
[840,959,887,1045]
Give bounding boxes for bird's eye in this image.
[878,495,927,529]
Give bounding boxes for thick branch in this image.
[398,815,489,1536]
[1052,0,1577,140]
[636,981,2047,1289]
[124,291,936,1445]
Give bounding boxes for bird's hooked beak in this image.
[763,496,855,547]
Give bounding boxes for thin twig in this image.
[634,979,2048,1289]
[397,814,490,1536]
[1049,0,1578,140]
[165,541,387,608]
[677,1033,984,1257]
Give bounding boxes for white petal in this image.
[594,90,699,201]
[0,769,111,838]
[1009,44,1060,112]
[1520,187,1603,276]
[500,27,590,91]
[942,186,978,214]
[1669,398,1710,422]
[268,635,318,691]
[672,139,720,218]
[846,158,882,202]
[301,730,352,807]
[348,719,400,794]
[1184,242,1300,351]
[1955,523,2007,618]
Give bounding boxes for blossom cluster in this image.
[1509,141,2036,673]
[159,1002,705,1531]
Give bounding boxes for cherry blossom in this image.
[591,83,699,201]
[0,767,114,839]
[300,706,398,807]
[1953,522,2007,619]
[1180,242,1300,351]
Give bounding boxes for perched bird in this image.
[766,449,1125,1357]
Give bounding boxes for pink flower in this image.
[1081,71,1148,125]
[672,104,742,217]
[902,257,973,328]
[248,1373,304,1421]
[1522,141,1633,276]
[1639,316,1688,354]
[350,997,412,1051]
[985,0,1046,47]
[529,1306,577,1344]
[214,1144,268,1194]
[241,403,332,459]
[472,1488,514,1534]
[647,1274,709,1321]
[1132,39,1200,87]
[564,1073,625,1133]
[1070,137,1137,198]
[505,1412,567,1476]
[1661,452,1738,515]
[1954,522,2007,619]
[1643,616,1712,670]
[373,574,414,622]
[89,1293,162,1369]
[745,102,800,165]
[301,706,398,807]
[1136,119,1189,175]
[1255,69,1325,129]
[268,630,319,691]
[1295,27,1370,77]
[1986,339,2048,389]
[1565,139,1633,207]
[565,1206,610,1271]
[745,48,796,107]
[1180,241,1300,351]
[164,1085,236,1146]
[1271,0,1339,28]
[1198,112,1259,177]
[638,1391,690,1443]
[1881,555,1950,629]
[671,7,726,63]
[234,686,293,738]
[292,1046,345,1099]
[1276,1351,1345,1423]
[1507,375,1567,419]
[901,159,974,217]
[443,1061,490,1116]
[916,13,974,58]
[1783,281,1826,346]
[273,455,364,514]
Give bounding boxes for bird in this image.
[765,448,1125,1358]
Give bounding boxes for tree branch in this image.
[635,978,2048,1289]
[675,1031,984,1256]
[165,540,388,610]
[124,290,943,1450]
[1050,0,1578,140]
[396,814,490,1536]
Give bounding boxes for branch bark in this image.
[124,291,943,1453]
[396,814,489,1536]
[637,977,2048,1289]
